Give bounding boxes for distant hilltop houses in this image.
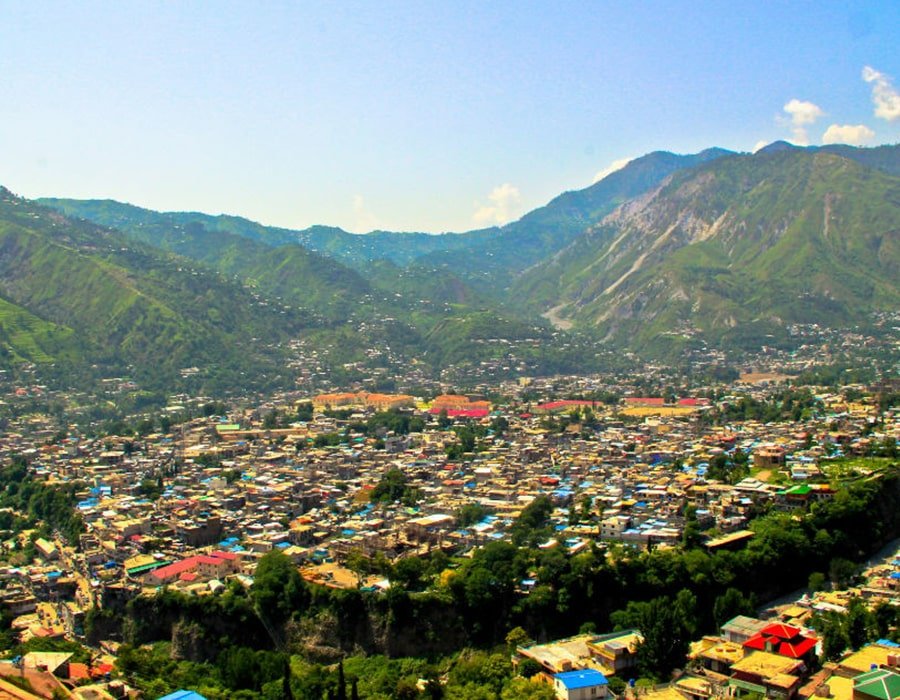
[311,392,493,417]
[312,391,416,411]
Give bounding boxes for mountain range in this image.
[0,141,895,395]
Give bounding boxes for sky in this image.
[2,2,899,233]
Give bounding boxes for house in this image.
[158,691,210,700]
[692,637,746,674]
[586,630,643,674]
[553,669,609,700]
[21,651,72,679]
[406,514,454,543]
[722,615,769,644]
[742,623,818,665]
[753,445,786,469]
[146,551,238,586]
[852,667,900,700]
[838,643,900,678]
[729,650,806,699]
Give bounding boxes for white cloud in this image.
[783,98,825,125]
[473,183,522,226]
[752,140,770,153]
[862,65,900,121]
[592,157,633,184]
[782,99,825,145]
[822,123,876,145]
[352,194,379,232]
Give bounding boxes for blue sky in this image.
[2,2,898,233]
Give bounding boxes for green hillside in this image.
[40,198,477,268]
[0,188,312,392]
[520,149,900,354]
[30,142,900,371]
[0,296,78,366]
[42,147,732,294]
[17,189,617,391]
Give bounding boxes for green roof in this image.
[853,669,900,700]
[730,679,767,695]
[127,560,170,576]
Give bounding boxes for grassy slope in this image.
[0,189,311,391]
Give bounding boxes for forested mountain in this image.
[516,147,900,354]
[0,187,310,393]
[26,142,900,376]
[4,189,613,394]
[42,146,732,293]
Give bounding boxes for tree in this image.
[517,659,543,680]
[829,558,858,588]
[336,660,347,700]
[448,650,511,695]
[611,593,693,680]
[391,556,426,591]
[510,496,553,546]
[845,598,875,650]
[808,571,827,592]
[252,550,307,627]
[713,588,755,628]
[500,677,555,699]
[263,410,279,430]
[457,502,490,527]
[371,468,418,505]
[873,601,900,640]
[816,612,850,661]
[682,504,703,549]
[345,549,371,588]
[505,626,533,651]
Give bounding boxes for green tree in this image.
[501,677,555,699]
[713,588,756,628]
[505,626,533,651]
[808,571,827,592]
[510,496,553,546]
[845,598,875,650]
[829,558,859,588]
[251,550,307,628]
[611,594,693,680]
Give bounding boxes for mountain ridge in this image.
[517,147,900,354]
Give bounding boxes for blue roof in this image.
[157,691,208,700]
[555,669,608,689]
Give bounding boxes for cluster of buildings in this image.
[0,369,896,698]
[518,608,900,700]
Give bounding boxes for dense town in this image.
[0,357,897,700]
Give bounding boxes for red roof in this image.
[743,624,817,659]
[151,556,203,580]
[91,663,114,678]
[760,623,800,638]
[778,637,817,659]
[68,663,90,681]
